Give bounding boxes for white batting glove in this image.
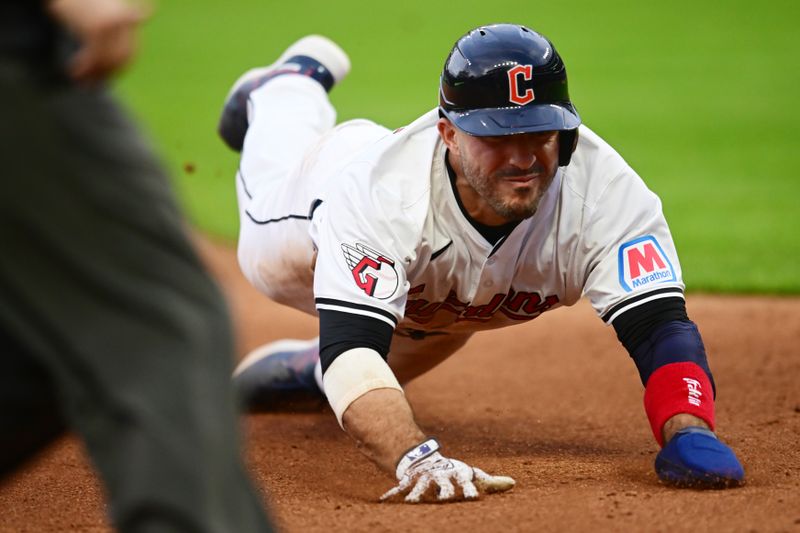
[379,438,515,503]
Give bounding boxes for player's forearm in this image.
[341,388,426,475]
[322,346,421,474]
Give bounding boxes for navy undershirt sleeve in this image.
[612,297,715,393]
[318,309,394,373]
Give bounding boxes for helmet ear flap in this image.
[558,129,579,167]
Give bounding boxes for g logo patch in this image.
[341,243,399,299]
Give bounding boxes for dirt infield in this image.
[1,237,799,532]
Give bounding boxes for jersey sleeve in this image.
[318,309,394,373]
[310,161,421,329]
[576,163,685,324]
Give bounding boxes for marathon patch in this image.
[341,242,399,300]
[618,235,676,292]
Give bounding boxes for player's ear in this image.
[557,128,579,167]
[437,118,458,152]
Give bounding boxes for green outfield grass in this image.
[115,0,799,293]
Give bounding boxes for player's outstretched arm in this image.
[341,388,426,474]
[342,389,515,503]
[613,301,746,488]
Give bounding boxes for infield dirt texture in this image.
[1,237,798,532]
[2,1,799,530]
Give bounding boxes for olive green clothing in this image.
[0,62,271,532]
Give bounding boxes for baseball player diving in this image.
[217,23,745,503]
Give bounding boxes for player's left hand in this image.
[379,438,515,503]
[655,426,745,488]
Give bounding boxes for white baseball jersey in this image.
[309,109,684,335]
[236,77,683,337]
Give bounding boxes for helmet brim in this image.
[442,103,580,136]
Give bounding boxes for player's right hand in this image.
[379,438,515,503]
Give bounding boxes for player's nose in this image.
[506,139,536,170]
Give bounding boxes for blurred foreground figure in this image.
[0,0,273,530]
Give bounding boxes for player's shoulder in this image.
[342,109,440,206]
[562,124,651,208]
[566,125,631,188]
[320,110,440,246]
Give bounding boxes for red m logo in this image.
[507,64,535,105]
[627,243,667,278]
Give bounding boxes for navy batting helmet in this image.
[439,24,580,166]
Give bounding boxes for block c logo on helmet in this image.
[507,64,535,105]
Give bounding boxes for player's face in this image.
[438,119,561,225]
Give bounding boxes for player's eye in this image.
[531,131,557,141]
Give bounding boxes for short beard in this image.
[461,158,556,222]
